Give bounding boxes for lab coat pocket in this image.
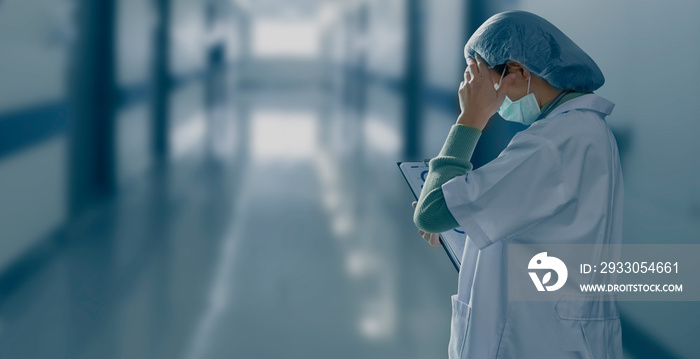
[496,302,602,359]
[448,294,472,359]
[556,299,623,359]
[579,318,623,359]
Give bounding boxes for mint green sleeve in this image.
[413,124,482,234]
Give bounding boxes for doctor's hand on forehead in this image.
[412,201,440,246]
[458,54,516,130]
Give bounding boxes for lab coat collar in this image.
[543,93,615,119]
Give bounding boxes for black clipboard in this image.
[397,161,465,272]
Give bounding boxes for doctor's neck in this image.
[529,75,566,110]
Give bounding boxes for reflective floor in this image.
[0,86,459,359]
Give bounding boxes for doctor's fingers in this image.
[466,57,480,80]
[428,233,440,246]
[464,66,476,84]
[474,53,490,76]
[418,229,441,246]
[463,70,471,84]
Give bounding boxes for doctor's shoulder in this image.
[526,109,610,147]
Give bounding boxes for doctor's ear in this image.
[505,62,529,80]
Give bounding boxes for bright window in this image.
[252,19,320,58]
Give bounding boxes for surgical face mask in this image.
[493,66,541,126]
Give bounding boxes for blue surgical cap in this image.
[464,11,605,92]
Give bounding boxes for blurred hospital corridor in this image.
[1,0,700,358]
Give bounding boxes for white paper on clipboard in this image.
[397,161,465,272]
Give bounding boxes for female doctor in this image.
[412,11,624,359]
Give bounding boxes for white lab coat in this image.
[442,94,624,358]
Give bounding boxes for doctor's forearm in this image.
[413,124,482,233]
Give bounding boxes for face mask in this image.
[494,66,541,126]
